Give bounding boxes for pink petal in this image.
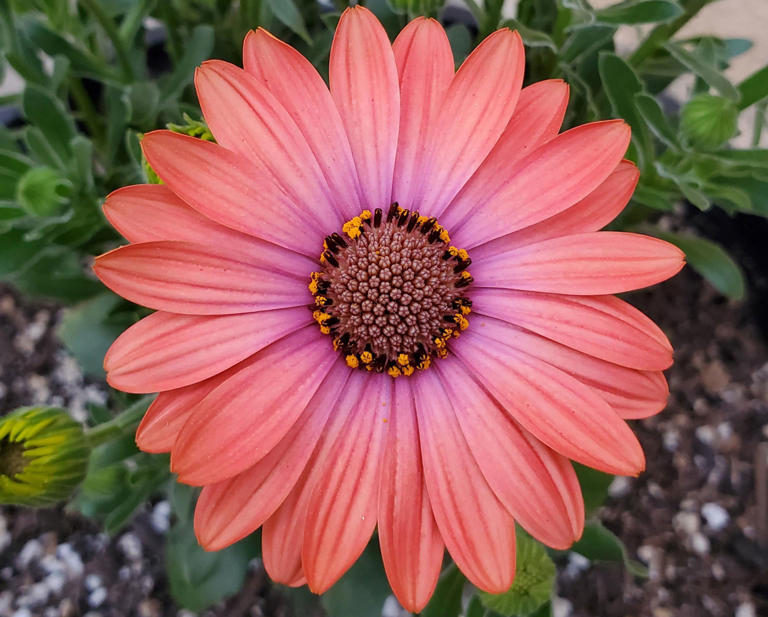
[472,288,672,370]
[243,28,363,220]
[94,240,311,315]
[411,29,525,216]
[262,473,312,587]
[141,130,323,256]
[103,184,276,254]
[194,359,351,550]
[472,231,685,295]
[454,325,646,476]
[302,372,390,593]
[378,378,444,613]
[471,159,639,261]
[105,308,310,393]
[195,61,344,225]
[440,79,568,223]
[135,364,245,453]
[483,321,670,419]
[434,358,584,549]
[413,370,517,593]
[450,121,631,249]
[391,17,454,208]
[170,326,336,485]
[330,6,399,210]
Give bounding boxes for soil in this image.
[1,209,768,617]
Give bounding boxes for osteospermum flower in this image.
[94,7,684,611]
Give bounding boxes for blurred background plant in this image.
[0,0,766,616]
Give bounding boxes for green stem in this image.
[752,100,767,147]
[629,0,716,67]
[80,0,135,81]
[84,396,153,448]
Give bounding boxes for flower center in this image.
[310,203,473,377]
[0,437,27,479]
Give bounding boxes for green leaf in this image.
[265,0,312,44]
[22,83,77,162]
[737,65,768,110]
[320,539,390,617]
[652,230,745,299]
[560,25,616,63]
[161,25,214,101]
[58,293,129,376]
[0,150,32,200]
[8,249,103,303]
[633,92,680,149]
[16,166,71,217]
[598,52,653,169]
[478,533,555,617]
[503,19,557,51]
[0,228,48,277]
[571,523,623,562]
[664,41,739,101]
[167,485,258,612]
[596,0,682,24]
[420,564,465,617]
[681,93,738,149]
[574,463,614,517]
[446,24,472,67]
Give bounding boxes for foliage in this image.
[1,0,767,614]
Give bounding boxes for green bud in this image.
[0,406,89,507]
[16,167,72,217]
[681,94,738,150]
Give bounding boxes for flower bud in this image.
[0,406,89,507]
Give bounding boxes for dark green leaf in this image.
[737,65,768,110]
[0,228,48,277]
[574,463,614,517]
[571,523,623,562]
[161,25,214,100]
[560,25,616,63]
[596,0,682,25]
[652,230,745,299]
[446,24,472,67]
[478,533,555,617]
[598,51,653,168]
[24,126,65,169]
[664,41,739,101]
[634,92,680,149]
[265,0,312,44]
[8,249,103,303]
[23,83,77,162]
[58,293,129,376]
[420,564,465,617]
[503,19,557,51]
[320,539,390,617]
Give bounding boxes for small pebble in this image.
[0,514,10,553]
[150,501,171,534]
[565,552,590,578]
[17,539,43,568]
[701,502,730,531]
[85,574,102,591]
[381,595,407,617]
[44,571,67,595]
[735,602,756,617]
[553,597,573,617]
[608,476,632,498]
[695,425,716,446]
[690,532,711,556]
[118,532,143,561]
[57,543,84,578]
[674,511,700,536]
[88,587,107,608]
[13,609,33,617]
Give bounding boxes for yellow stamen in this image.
[397,353,410,366]
[360,351,373,364]
[346,355,359,368]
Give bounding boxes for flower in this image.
[0,406,89,506]
[94,7,684,611]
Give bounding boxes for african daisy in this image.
[94,6,684,612]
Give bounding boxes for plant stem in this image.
[80,0,135,81]
[629,0,716,67]
[68,77,102,140]
[84,396,153,448]
[752,100,767,147]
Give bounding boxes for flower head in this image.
[94,7,683,611]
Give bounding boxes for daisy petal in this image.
[435,358,584,549]
[471,159,639,261]
[455,325,645,476]
[451,121,631,249]
[195,61,343,225]
[472,288,672,370]
[440,79,568,222]
[194,360,351,551]
[473,231,685,295]
[303,372,390,593]
[414,370,517,593]
[391,17,454,207]
[480,320,670,419]
[94,240,311,315]
[412,29,525,215]
[141,130,322,256]
[105,308,310,393]
[135,365,244,453]
[378,378,444,613]
[330,6,399,210]
[243,28,363,220]
[170,326,336,485]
